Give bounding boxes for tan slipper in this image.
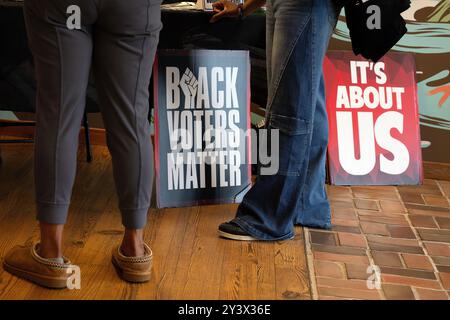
[111,243,153,283]
[3,242,74,289]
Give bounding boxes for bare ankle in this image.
[38,242,63,259]
[121,229,145,257]
[39,222,64,259]
[120,243,145,257]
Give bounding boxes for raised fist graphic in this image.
[180,68,198,108]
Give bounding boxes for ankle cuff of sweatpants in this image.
[36,202,70,225]
[121,207,149,229]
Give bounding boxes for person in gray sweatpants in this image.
[3,0,162,286]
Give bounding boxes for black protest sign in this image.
[154,50,252,208]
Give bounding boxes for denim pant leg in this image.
[294,74,331,228]
[233,0,338,240]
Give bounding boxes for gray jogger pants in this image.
[24,0,162,229]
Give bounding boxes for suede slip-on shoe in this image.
[218,221,259,241]
[3,242,74,289]
[111,243,153,283]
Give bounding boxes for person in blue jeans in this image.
[211,0,341,241]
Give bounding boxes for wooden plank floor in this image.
[0,144,311,300]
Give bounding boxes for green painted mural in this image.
[330,0,450,163]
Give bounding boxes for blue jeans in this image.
[233,0,340,240]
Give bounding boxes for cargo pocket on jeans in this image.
[267,113,312,176]
[269,113,312,136]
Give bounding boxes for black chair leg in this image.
[83,112,93,163]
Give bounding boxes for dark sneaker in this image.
[218,221,258,241]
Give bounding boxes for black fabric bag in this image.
[340,0,411,62]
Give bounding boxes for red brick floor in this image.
[304,179,450,300]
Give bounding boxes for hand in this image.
[210,0,240,23]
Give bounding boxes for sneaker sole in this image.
[3,261,68,289]
[111,256,152,283]
[218,230,259,241]
[218,230,296,242]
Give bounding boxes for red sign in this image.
[324,51,423,185]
